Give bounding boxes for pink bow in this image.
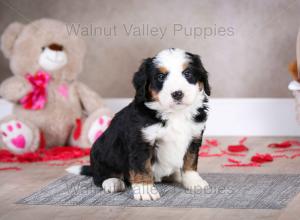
[19,71,51,110]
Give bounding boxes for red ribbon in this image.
[19,71,51,110]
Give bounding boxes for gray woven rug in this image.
[16,173,300,209]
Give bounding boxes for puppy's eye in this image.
[41,47,45,51]
[183,70,192,79]
[157,73,166,82]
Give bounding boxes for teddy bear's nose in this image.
[48,43,64,51]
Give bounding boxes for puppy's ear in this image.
[132,58,152,103]
[201,69,211,96]
[188,53,211,96]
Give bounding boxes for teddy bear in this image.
[0,18,112,154]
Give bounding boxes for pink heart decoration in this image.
[58,84,69,99]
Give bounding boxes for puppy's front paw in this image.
[102,178,126,193]
[182,171,209,191]
[132,184,160,201]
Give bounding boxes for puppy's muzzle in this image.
[171,90,184,101]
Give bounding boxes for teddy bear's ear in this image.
[1,22,24,59]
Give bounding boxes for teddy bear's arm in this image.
[0,76,31,102]
[76,82,105,114]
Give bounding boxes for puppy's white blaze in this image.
[66,165,82,175]
[154,48,188,72]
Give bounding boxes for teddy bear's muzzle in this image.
[38,44,68,72]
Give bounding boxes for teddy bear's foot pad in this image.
[0,120,34,154]
[87,115,111,144]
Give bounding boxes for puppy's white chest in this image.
[142,113,205,181]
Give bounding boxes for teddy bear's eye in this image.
[41,47,45,51]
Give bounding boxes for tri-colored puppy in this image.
[67,48,211,200]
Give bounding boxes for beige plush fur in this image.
[0,19,111,154]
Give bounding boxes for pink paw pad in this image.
[99,117,104,125]
[11,134,26,149]
[16,122,22,129]
[7,125,13,132]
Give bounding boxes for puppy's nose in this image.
[171,90,184,101]
[48,43,64,51]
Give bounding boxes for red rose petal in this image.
[228,144,249,152]
[238,137,248,145]
[0,166,21,171]
[291,153,300,159]
[227,158,241,163]
[268,141,292,148]
[251,153,273,163]
[223,162,261,167]
[205,139,219,147]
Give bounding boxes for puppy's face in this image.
[133,48,210,111]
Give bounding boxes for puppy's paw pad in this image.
[0,120,33,153]
[102,178,125,193]
[132,184,160,201]
[88,115,111,144]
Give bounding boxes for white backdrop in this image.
[1,98,299,136]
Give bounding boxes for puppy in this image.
[67,48,210,201]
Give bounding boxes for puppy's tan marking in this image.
[158,66,169,74]
[130,158,153,184]
[183,151,198,171]
[149,88,159,101]
[198,82,204,91]
[182,63,189,70]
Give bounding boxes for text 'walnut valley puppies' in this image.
[67,48,211,201]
